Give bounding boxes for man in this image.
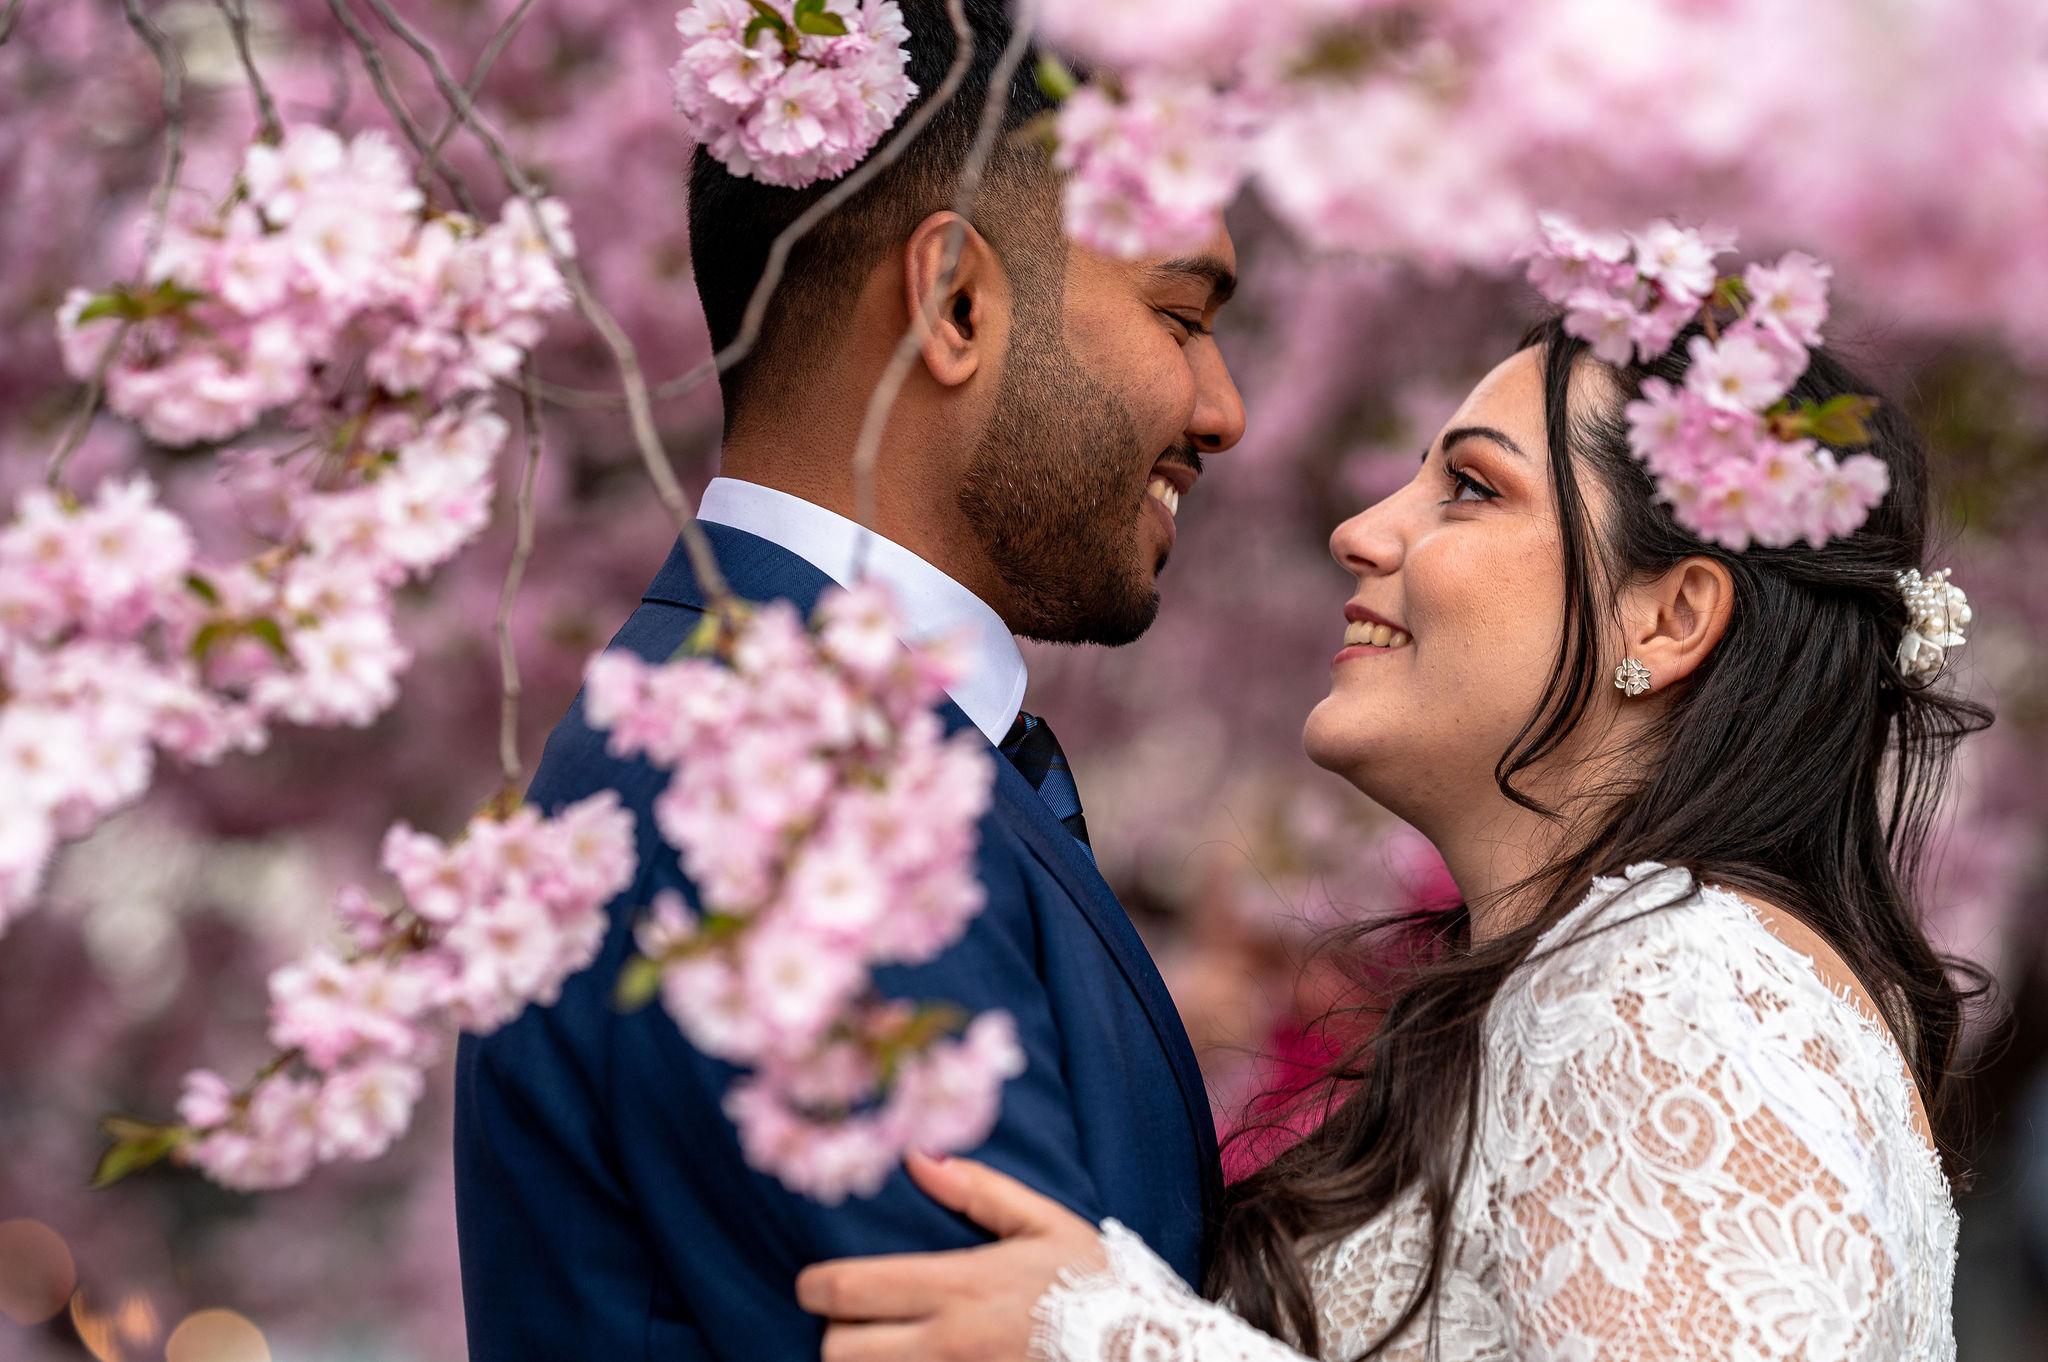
[453,2,1246,1356]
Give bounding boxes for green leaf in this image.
[743,0,788,40]
[247,616,290,659]
[190,620,232,662]
[1033,53,1079,102]
[678,611,726,658]
[1803,393,1881,448]
[613,953,666,1011]
[74,292,130,326]
[793,0,824,17]
[794,9,849,35]
[184,572,222,606]
[91,1122,188,1189]
[1710,275,1752,310]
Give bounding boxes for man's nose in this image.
[1186,344,1247,454]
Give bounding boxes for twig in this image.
[49,0,187,487]
[324,0,479,217]
[496,359,545,793]
[0,0,27,46]
[529,0,982,412]
[213,0,283,143]
[418,0,538,196]
[359,0,733,603]
[851,5,1032,548]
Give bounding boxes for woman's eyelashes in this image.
[1441,462,1500,505]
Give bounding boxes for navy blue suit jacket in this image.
[454,523,1221,1360]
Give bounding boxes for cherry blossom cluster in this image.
[586,582,1020,1201]
[58,126,572,443]
[1053,74,1256,258]
[3,128,573,934]
[1527,215,1891,551]
[160,793,636,1192]
[669,0,918,189]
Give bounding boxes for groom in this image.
[453,3,1246,1357]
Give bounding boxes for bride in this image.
[794,294,1982,1351]
[792,284,1992,1360]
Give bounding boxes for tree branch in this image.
[213,0,284,144]
[496,359,545,794]
[324,0,479,217]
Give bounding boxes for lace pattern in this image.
[1032,863,1957,1362]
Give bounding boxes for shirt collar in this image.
[694,477,1027,746]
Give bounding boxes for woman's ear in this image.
[1624,555,1735,694]
[902,210,1006,389]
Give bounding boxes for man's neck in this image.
[714,441,1007,615]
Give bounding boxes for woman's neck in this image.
[1427,798,1581,945]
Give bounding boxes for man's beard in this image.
[956,313,1164,647]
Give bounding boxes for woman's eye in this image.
[1443,466,1498,504]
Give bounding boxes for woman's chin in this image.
[1302,705,1375,782]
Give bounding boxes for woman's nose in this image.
[1329,502,1403,578]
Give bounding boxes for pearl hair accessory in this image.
[1896,568,1971,683]
[1615,657,1653,697]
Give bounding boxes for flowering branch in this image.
[359,0,732,606]
[46,0,188,489]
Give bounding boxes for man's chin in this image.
[1017,581,1160,648]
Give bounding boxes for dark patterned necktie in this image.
[999,711,1091,853]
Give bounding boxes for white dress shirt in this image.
[695,477,1027,747]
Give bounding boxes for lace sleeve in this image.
[1488,892,1920,1361]
[1031,1219,1316,1362]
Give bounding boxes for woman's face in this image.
[1304,346,1613,824]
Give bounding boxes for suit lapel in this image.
[982,755,1222,1219]
[645,523,1221,1222]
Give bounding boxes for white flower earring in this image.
[1614,657,1652,697]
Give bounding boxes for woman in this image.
[795,291,1990,1359]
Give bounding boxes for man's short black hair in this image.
[686,0,1061,427]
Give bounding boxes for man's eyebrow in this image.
[1434,425,1530,461]
[1149,255,1237,309]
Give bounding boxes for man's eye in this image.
[1158,309,1211,340]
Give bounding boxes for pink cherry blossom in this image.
[1685,331,1799,413]
[670,0,917,189]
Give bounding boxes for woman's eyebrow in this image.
[1435,425,1530,461]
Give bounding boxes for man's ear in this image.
[1623,555,1735,694]
[902,211,1006,389]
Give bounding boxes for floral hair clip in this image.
[671,0,918,190]
[1525,215,1889,553]
[1896,568,1971,683]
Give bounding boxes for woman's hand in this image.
[796,1150,1107,1362]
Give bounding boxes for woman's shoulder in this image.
[1494,859,1939,1153]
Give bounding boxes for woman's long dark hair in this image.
[1206,314,1995,1357]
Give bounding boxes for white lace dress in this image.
[1034,863,1957,1361]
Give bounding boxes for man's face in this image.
[957,222,1246,646]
